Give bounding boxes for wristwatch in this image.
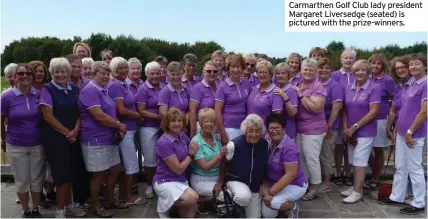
[188,154,195,160]
[353,124,360,130]
[407,129,413,135]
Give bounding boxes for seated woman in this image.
[190,108,226,212]
[215,114,269,218]
[153,108,199,218]
[262,113,308,218]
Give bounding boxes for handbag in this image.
[212,184,245,218]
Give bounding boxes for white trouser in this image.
[217,181,261,218]
[190,174,217,196]
[261,183,308,218]
[118,130,139,174]
[296,133,326,184]
[390,134,426,208]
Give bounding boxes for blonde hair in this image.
[73,42,92,57]
[274,62,291,75]
[109,57,128,78]
[255,60,273,75]
[351,60,372,74]
[198,108,216,123]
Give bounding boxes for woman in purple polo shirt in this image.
[286,53,302,86]
[246,60,283,129]
[341,60,381,204]
[82,57,94,79]
[332,49,357,86]
[189,61,221,138]
[79,61,128,217]
[155,56,169,84]
[291,58,327,201]
[66,54,89,90]
[262,113,308,218]
[158,61,190,118]
[242,53,259,87]
[153,108,199,218]
[211,50,228,81]
[108,57,145,205]
[379,53,427,214]
[316,58,344,193]
[181,53,201,91]
[309,47,326,61]
[215,54,251,145]
[136,61,164,199]
[126,58,144,94]
[273,63,298,139]
[365,54,396,191]
[1,63,44,218]
[28,61,49,91]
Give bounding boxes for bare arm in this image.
[408,101,427,133]
[164,155,193,175]
[195,154,223,172]
[136,103,162,120]
[284,101,297,116]
[40,105,70,135]
[159,105,168,118]
[268,163,298,195]
[114,99,141,119]
[300,96,325,113]
[327,102,343,129]
[189,101,199,137]
[387,104,397,129]
[217,158,228,184]
[355,103,380,128]
[1,115,6,143]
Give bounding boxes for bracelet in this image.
[284,98,290,103]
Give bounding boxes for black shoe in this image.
[377,198,405,206]
[31,209,43,218]
[400,205,425,215]
[22,210,32,218]
[46,192,56,202]
[38,194,50,209]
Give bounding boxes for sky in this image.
[1,0,426,58]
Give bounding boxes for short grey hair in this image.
[144,61,161,76]
[274,62,291,74]
[301,58,318,71]
[203,60,218,70]
[240,114,265,135]
[352,59,372,74]
[182,53,198,64]
[110,57,128,78]
[128,57,142,69]
[4,63,18,77]
[341,48,357,60]
[82,57,94,66]
[256,60,273,74]
[49,57,72,74]
[242,53,257,63]
[92,61,111,75]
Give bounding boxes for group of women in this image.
[1,41,426,218]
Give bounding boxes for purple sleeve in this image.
[331,83,344,102]
[369,86,382,104]
[421,83,427,102]
[79,88,101,109]
[386,78,396,96]
[287,89,298,107]
[39,87,53,107]
[312,82,327,98]
[135,86,147,104]
[1,93,10,115]
[272,93,283,112]
[108,83,124,100]
[158,87,170,106]
[215,85,226,102]
[190,85,203,103]
[282,143,299,164]
[156,138,176,160]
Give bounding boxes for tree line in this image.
[1,33,427,75]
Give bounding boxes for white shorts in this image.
[347,137,374,167]
[373,119,391,147]
[217,181,262,218]
[81,144,121,172]
[154,181,189,213]
[139,127,158,167]
[261,183,308,218]
[118,130,139,174]
[190,174,218,197]
[225,128,241,141]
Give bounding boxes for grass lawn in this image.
[1,77,11,92]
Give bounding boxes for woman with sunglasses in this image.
[242,53,259,87]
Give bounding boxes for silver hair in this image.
[92,61,111,75]
[144,61,161,76]
[4,63,18,77]
[274,62,291,74]
[49,57,72,74]
[109,57,128,78]
[242,53,257,62]
[341,48,357,60]
[352,59,372,74]
[240,114,265,135]
[81,57,94,66]
[128,57,142,69]
[301,58,318,71]
[256,60,273,74]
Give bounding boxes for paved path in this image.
[1,181,426,218]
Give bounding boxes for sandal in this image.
[93,207,113,218]
[126,196,147,205]
[301,191,318,201]
[363,181,380,190]
[105,199,129,209]
[333,176,344,186]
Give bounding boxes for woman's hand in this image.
[66,129,78,143]
[263,193,273,207]
[118,123,126,133]
[273,88,288,101]
[214,182,223,195]
[326,128,333,140]
[188,141,199,155]
[386,126,393,140]
[405,132,415,148]
[343,126,356,140]
[291,86,303,98]
[220,145,228,157]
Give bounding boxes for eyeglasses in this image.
[268,127,283,132]
[395,66,407,71]
[16,72,32,77]
[246,63,255,67]
[205,70,219,74]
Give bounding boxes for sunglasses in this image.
[205,70,219,74]
[16,72,32,77]
[246,63,255,67]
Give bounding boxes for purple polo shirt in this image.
[249,72,260,87]
[322,78,344,131]
[296,79,328,135]
[135,81,163,127]
[181,75,202,92]
[221,71,228,81]
[79,81,117,146]
[397,76,427,138]
[153,132,190,184]
[190,79,220,111]
[108,79,138,131]
[70,75,89,90]
[332,69,355,87]
[215,78,251,128]
[290,72,302,86]
[158,83,190,114]
[344,79,381,138]
[125,77,144,95]
[276,83,298,139]
[267,135,308,187]
[1,87,41,146]
[392,77,415,123]
[370,75,395,120]
[247,83,283,124]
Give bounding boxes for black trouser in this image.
[71,141,90,205]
